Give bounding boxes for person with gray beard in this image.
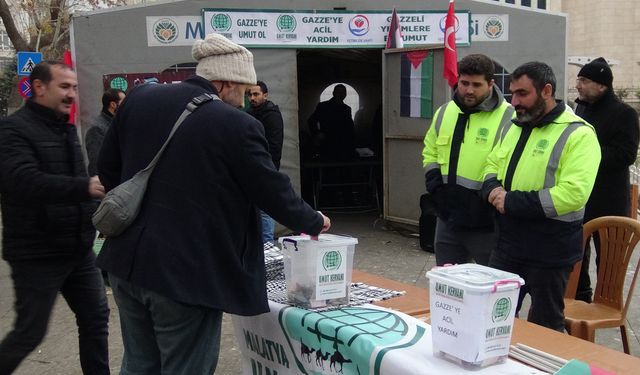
[96,34,330,373]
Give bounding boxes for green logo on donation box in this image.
[322,251,342,271]
[492,297,512,322]
[211,13,232,32]
[276,15,297,32]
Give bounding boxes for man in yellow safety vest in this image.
[422,54,513,266]
[482,61,600,331]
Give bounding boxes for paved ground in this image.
[1,212,639,374]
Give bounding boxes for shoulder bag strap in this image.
[140,93,220,173]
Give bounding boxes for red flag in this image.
[62,49,76,124]
[443,0,458,88]
[385,8,404,49]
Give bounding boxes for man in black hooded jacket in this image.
[247,80,284,242]
[247,81,283,170]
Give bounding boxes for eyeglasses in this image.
[576,77,593,84]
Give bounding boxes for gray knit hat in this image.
[192,33,256,85]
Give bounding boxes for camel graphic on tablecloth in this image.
[280,306,419,374]
[315,349,330,369]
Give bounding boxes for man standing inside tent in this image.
[308,84,356,161]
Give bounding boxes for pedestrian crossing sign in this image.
[17,52,42,76]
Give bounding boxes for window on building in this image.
[505,0,515,4]
[319,83,359,120]
[537,0,547,9]
[521,0,532,7]
[0,29,13,51]
[0,57,11,70]
[493,61,512,102]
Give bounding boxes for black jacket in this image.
[85,111,113,176]
[576,90,639,221]
[96,76,323,316]
[0,100,96,261]
[307,97,355,160]
[248,100,283,170]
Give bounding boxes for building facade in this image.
[0,20,14,70]
[492,0,639,101]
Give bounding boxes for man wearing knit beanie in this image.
[577,57,613,90]
[191,32,257,107]
[574,57,640,303]
[96,33,330,373]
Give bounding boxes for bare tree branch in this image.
[2,0,125,58]
[53,27,69,51]
[50,0,61,23]
[0,0,30,51]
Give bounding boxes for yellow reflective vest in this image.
[423,99,514,190]
[484,109,600,221]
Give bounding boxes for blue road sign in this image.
[17,52,42,76]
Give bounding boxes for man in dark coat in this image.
[574,57,640,302]
[247,81,283,170]
[308,84,356,161]
[85,88,125,176]
[247,81,284,242]
[0,61,110,374]
[96,33,330,374]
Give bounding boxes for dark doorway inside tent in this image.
[297,48,383,211]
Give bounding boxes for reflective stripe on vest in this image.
[433,104,448,137]
[425,162,440,173]
[431,100,512,187]
[494,106,516,147]
[442,174,483,190]
[537,121,588,222]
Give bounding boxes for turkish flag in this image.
[385,8,404,49]
[63,49,76,124]
[443,0,458,88]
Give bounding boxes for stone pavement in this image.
[1,212,639,374]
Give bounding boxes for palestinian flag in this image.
[400,51,433,118]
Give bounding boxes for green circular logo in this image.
[536,139,549,150]
[211,13,232,32]
[276,15,297,32]
[279,307,413,375]
[322,251,342,271]
[478,128,489,137]
[492,297,512,322]
[153,18,178,44]
[110,77,128,91]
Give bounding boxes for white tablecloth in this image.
[232,301,544,375]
